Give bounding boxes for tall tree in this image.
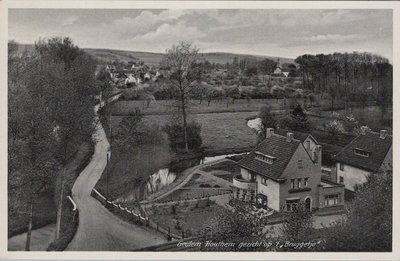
[162,42,203,152]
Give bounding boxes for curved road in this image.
[66,100,167,251]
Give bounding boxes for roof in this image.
[237,134,300,180]
[274,129,316,143]
[334,132,392,172]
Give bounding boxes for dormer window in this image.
[354,148,370,157]
[255,152,276,164]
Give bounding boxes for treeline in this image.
[295,52,392,107]
[226,57,282,77]
[8,37,97,249]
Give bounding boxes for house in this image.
[334,127,392,191]
[106,65,116,71]
[273,66,282,75]
[233,128,344,212]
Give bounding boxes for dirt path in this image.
[142,159,231,203]
[8,224,56,251]
[66,102,167,251]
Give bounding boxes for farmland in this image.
[111,111,258,153]
[111,98,288,116]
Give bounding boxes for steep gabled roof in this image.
[334,132,392,172]
[274,129,318,144]
[238,134,300,180]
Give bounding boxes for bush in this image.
[163,121,202,152]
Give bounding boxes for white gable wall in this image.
[336,163,369,191]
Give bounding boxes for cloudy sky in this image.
[9,9,393,61]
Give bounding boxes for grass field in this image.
[112,98,288,116]
[111,111,258,152]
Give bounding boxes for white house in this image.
[234,128,344,212]
[334,127,392,191]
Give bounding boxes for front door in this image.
[305,198,311,211]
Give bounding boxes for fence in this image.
[153,189,232,204]
[91,188,184,240]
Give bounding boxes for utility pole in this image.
[55,168,65,240]
[106,152,109,198]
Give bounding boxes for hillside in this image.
[13,44,295,65]
[83,48,295,66]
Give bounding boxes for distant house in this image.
[282,71,290,77]
[125,75,139,86]
[234,128,344,212]
[273,66,282,75]
[106,65,116,71]
[334,127,392,191]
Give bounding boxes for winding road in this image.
[66,97,167,251]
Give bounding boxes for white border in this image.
[1,1,399,260]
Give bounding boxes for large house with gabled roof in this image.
[334,127,392,191]
[233,128,344,212]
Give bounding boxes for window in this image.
[297,178,302,188]
[304,178,309,187]
[306,140,310,150]
[286,199,300,211]
[255,152,276,164]
[297,160,303,169]
[290,179,295,189]
[261,177,268,185]
[339,163,344,171]
[325,194,339,206]
[339,176,344,184]
[354,148,370,157]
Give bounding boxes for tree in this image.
[280,105,310,132]
[163,121,202,152]
[24,37,97,240]
[325,119,346,138]
[308,94,315,107]
[223,85,240,106]
[257,105,278,141]
[200,199,267,251]
[321,172,392,251]
[280,203,314,243]
[162,42,203,152]
[8,42,60,250]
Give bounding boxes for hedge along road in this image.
[66,96,167,251]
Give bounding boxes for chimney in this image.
[380,130,388,139]
[266,128,274,138]
[313,145,322,164]
[360,126,368,135]
[286,132,294,142]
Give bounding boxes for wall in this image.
[317,185,345,209]
[303,136,318,158]
[240,168,251,181]
[280,144,322,210]
[255,176,280,211]
[336,162,370,191]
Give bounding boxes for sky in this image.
[8,9,393,61]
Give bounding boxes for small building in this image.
[273,66,282,75]
[233,128,344,212]
[106,65,116,71]
[334,127,392,191]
